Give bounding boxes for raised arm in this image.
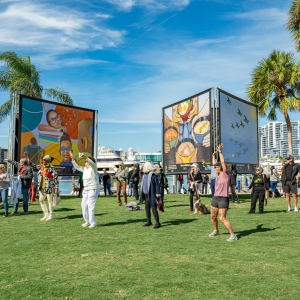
[217,144,227,172]
[69,152,84,172]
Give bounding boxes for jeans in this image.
[103,181,112,195]
[116,181,127,204]
[14,187,29,212]
[129,182,133,196]
[1,189,9,214]
[177,180,183,193]
[270,181,278,194]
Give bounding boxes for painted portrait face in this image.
[60,140,72,162]
[77,118,93,154]
[47,110,62,129]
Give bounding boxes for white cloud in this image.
[228,8,287,24]
[0,3,126,53]
[102,0,190,12]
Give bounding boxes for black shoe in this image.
[143,222,152,227]
[259,211,264,214]
[3,214,8,217]
[153,223,161,229]
[247,211,255,214]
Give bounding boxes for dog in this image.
[194,199,210,214]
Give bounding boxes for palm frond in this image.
[0,99,13,123]
[44,88,74,105]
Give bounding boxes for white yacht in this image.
[96,146,123,174]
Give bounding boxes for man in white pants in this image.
[70,152,100,228]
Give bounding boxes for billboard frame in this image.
[162,88,213,175]
[18,94,98,175]
[217,88,259,173]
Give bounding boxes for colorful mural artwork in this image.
[163,89,212,174]
[19,96,97,175]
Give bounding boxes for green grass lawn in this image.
[0,193,299,300]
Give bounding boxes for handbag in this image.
[52,193,61,207]
[155,198,164,212]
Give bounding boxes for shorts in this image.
[282,181,298,194]
[211,196,229,209]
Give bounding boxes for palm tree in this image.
[0,51,73,123]
[247,50,300,155]
[287,0,300,51]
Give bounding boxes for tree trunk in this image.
[284,112,293,155]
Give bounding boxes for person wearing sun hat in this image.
[281,155,300,212]
[208,144,238,242]
[30,155,59,221]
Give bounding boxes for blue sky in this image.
[0,0,298,153]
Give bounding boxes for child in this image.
[38,109,66,132]
[59,133,73,167]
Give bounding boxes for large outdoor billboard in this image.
[218,88,259,173]
[19,95,97,175]
[163,89,212,174]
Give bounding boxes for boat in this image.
[96,146,123,174]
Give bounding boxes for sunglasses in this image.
[256,169,260,171]
[214,166,221,169]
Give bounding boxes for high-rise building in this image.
[259,121,300,158]
[0,147,8,162]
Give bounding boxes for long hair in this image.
[143,161,154,174]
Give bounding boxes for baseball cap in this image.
[286,155,294,160]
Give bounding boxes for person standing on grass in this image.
[29,155,59,221]
[202,174,209,194]
[0,164,10,217]
[130,163,140,201]
[247,167,269,214]
[127,166,134,197]
[208,144,238,242]
[187,163,202,213]
[202,159,217,197]
[269,166,279,198]
[142,161,162,229]
[6,157,33,215]
[102,169,112,196]
[113,163,128,206]
[281,155,300,212]
[177,174,184,193]
[70,152,100,228]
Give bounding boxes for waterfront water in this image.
[58,176,190,195]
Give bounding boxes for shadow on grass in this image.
[262,210,286,213]
[57,213,108,220]
[235,224,280,238]
[102,218,145,226]
[162,218,199,226]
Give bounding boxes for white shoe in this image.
[82,222,90,227]
[46,214,54,221]
[88,224,97,228]
[294,207,299,212]
[40,214,49,221]
[286,206,291,212]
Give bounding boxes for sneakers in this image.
[295,207,299,212]
[188,209,193,213]
[286,206,291,212]
[88,224,97,228]
[10,211,18,215]
[208,230,220,237]
[40,214,49,221]
[46,214,54,221]
[82,222,90,227]
[3,213,8,217]
[226,234,238,242]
